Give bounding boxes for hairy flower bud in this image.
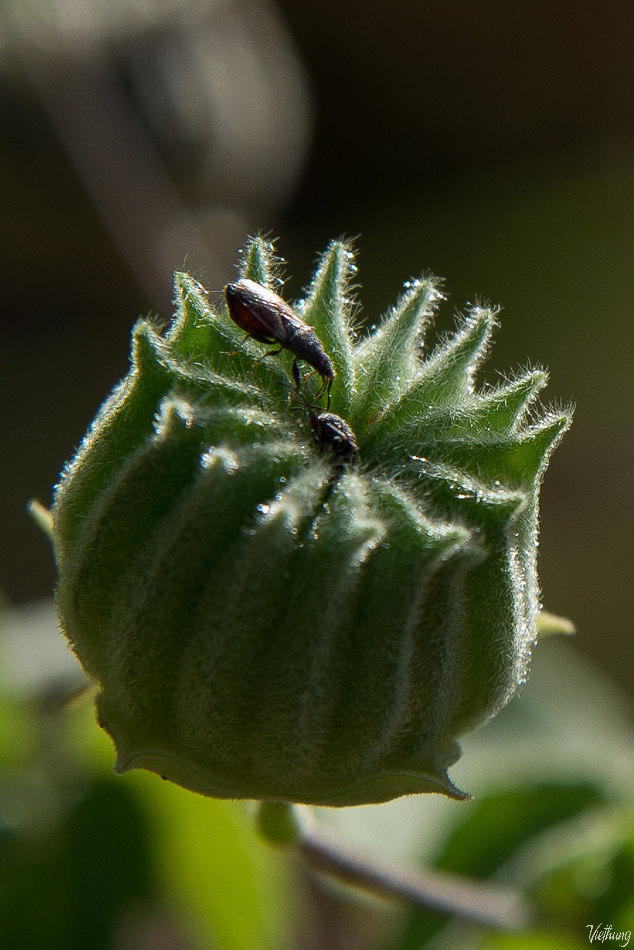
[50,237,571,806]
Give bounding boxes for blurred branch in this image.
[7,10,217,313]
[258,803,533,931]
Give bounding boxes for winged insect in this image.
[225,278,335,407]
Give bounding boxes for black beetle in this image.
[225,278,335,407]
[309,409,359,469]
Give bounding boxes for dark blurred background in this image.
[2,0,633,697]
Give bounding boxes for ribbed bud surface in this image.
[51,237,571,806]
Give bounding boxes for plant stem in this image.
[257,803,531,931]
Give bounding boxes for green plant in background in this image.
[4,608,634,949]
[35,234,571,811]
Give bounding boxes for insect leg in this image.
[252,346,284,369]
[220,334,254,358]
[310,374,333,409]
[291,358,302,393]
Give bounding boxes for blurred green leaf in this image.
[134,772,298,950]
[62,777,156,950]
[66,699,299,950]
[0,596,299,950]
[437,784,605,880]
[386,783,605,950]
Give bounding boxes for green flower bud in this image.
[50,237,571,807]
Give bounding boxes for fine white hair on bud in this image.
[49,235,572,806]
